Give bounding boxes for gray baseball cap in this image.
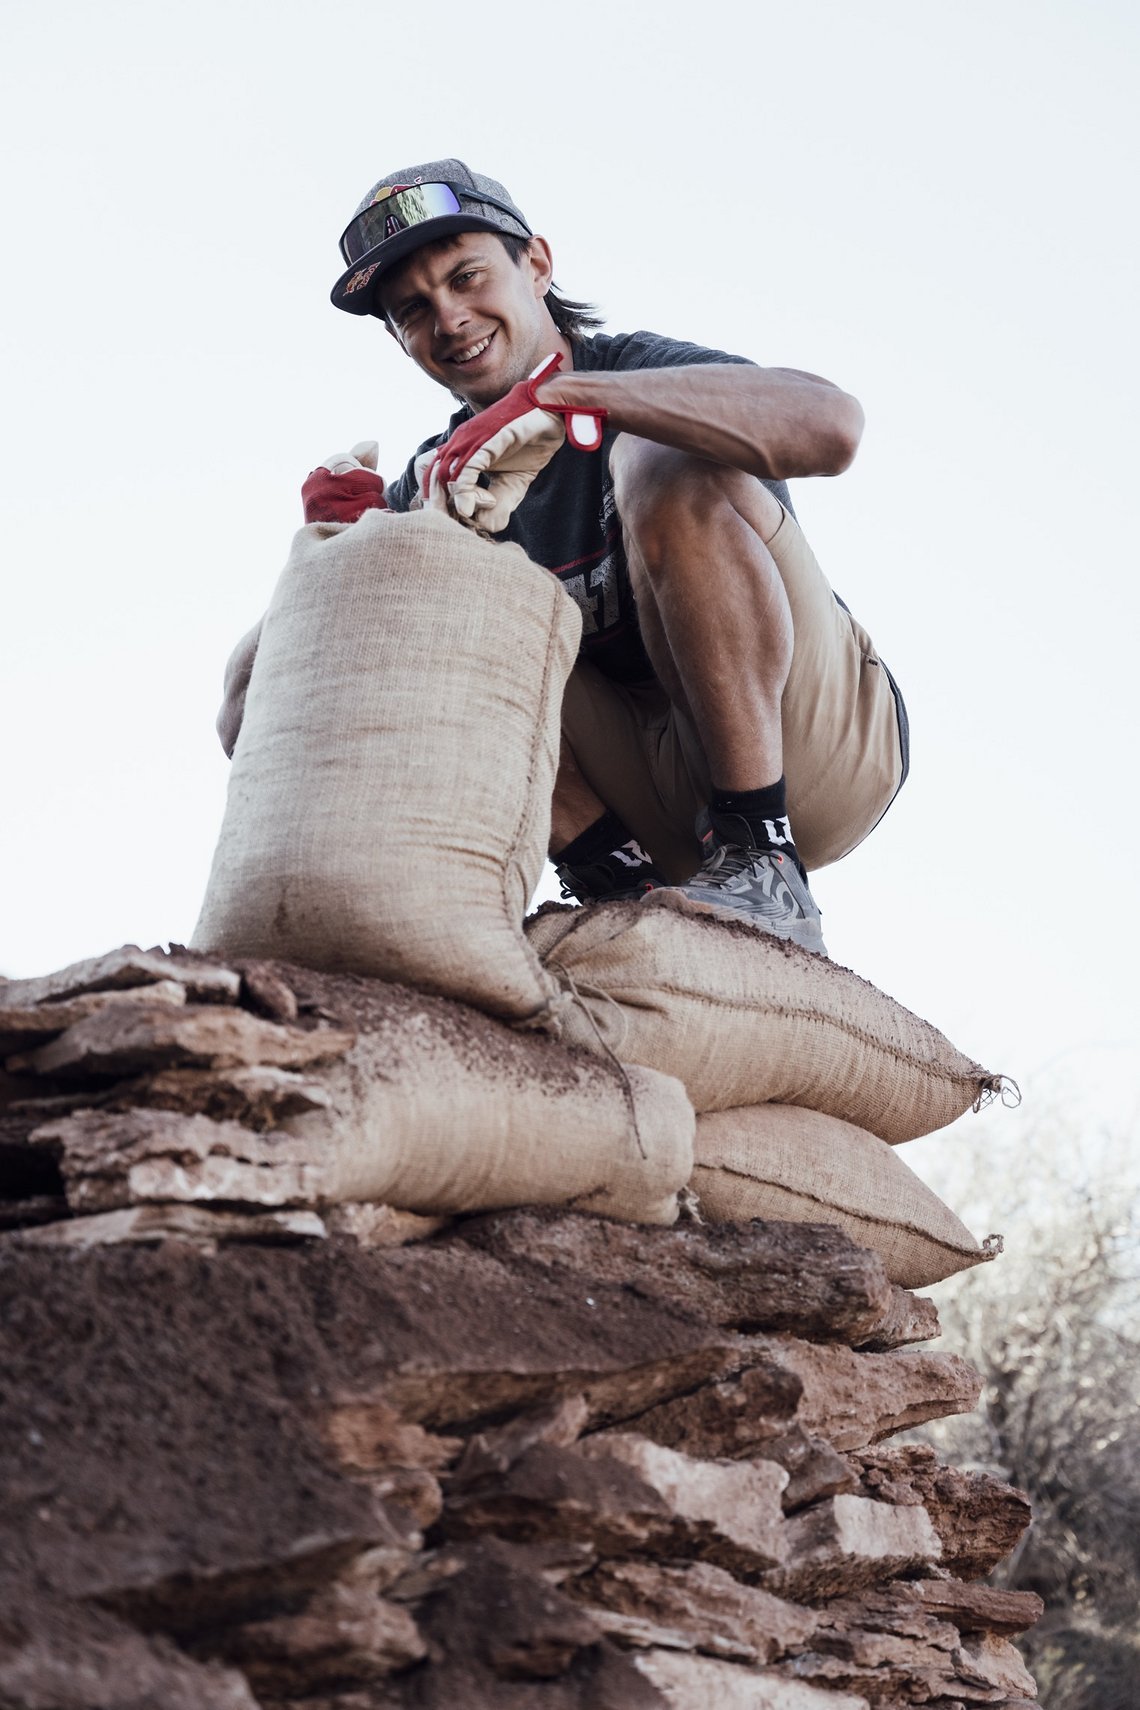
[331,159,533,317]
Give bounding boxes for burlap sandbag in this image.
[692,1105,999,1287]
[525,897,1003,1142]
[193,511,581,1024]
[282,987,694,1226]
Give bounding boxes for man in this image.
[220,160,908,956]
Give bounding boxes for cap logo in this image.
[344,260,381,295]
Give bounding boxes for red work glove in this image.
[423,353,606,532]
[302,440,388,524]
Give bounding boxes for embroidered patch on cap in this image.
[345,260,381,295]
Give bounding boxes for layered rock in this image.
[0,946,1040,1707]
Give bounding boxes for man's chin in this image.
[447,350,538,411]
[451,364,518,408]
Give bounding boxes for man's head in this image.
[331,160,532,317]
[331,158,602,406]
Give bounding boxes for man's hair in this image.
[498,234,604,339]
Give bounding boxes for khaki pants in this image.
[560,505,905,879]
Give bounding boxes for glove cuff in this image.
[525,353,607,451]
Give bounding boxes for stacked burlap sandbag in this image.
[277,971,694,1226]
[193,510,581,1027]
[692,1106,1001,1287]
[4,950,694,1228]
[188,515,694,1225]
[188,509,1004,1253]
[526,895,1007,1282]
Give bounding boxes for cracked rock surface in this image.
[0,948,1039,1706]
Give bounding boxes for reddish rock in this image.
[0,948,1039,1706]
[0,946,240,1009]
[12,1001,352,1080]
[454,1207,918,1347]
[0,1591,259,1709]
[762,1494,941,1601]
[769,1336,982,1450]
[569,1558,817,1664]
[911,1576,1044,1635]
[852,1444,1033,1578]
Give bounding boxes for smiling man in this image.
[222,160,909,956]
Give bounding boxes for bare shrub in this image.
[910,1107,1140,1708]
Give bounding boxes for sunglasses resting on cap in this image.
[339,182,531,266]
[331,169,534,316]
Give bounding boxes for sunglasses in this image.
[338,182,531,267]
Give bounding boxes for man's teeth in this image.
[453,336,492,364]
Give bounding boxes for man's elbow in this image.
[217,693,245,759]
[821,394,864,475]
[761,393,864,480]
[216,620,262,759]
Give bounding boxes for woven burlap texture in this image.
[193,511,581,1024]
[285,1015,694,1226]
[692,1104,988,1287]
[526,897,1002,1142]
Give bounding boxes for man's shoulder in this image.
[571,328,754,372]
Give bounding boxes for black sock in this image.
[708,779,804,875]
[553,810,666,898]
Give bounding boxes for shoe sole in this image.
[644,887,828,957]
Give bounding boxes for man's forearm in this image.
[535,364,864,481]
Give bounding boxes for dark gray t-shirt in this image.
[386,329,794,683]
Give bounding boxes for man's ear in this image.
[527,236,556,299]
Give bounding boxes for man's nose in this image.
[433,293,471,339]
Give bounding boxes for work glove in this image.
[301,440,388,524]
[423,353,606,532]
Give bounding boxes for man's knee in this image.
[610,437,782,564]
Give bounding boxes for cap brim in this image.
[331,214,525,316]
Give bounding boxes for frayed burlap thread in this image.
[526,896,1003,1143]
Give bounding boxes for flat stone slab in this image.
[453,1208,933,1349]
[0,946,241,1009]
[12,1004,354,1080]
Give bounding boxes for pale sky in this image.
[2,0,1137,1205]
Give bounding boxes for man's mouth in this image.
[448,332,495,367]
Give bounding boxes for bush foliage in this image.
[914,1113,1139,1709]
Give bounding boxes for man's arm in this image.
[217,620,262,758]
[534,363,863,482]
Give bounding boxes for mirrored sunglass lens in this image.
[344,184,461,262]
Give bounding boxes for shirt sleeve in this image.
[385,429,448,513]
[587,329,756,373]
[574,330,795,519]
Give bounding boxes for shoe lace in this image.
[556,866,588,903]
[701,840,779,880]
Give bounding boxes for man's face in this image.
[378,231,566,409]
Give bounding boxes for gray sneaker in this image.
[665,817,827,955]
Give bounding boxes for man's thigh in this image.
[767,506,904,868]
[561,508,904,876]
